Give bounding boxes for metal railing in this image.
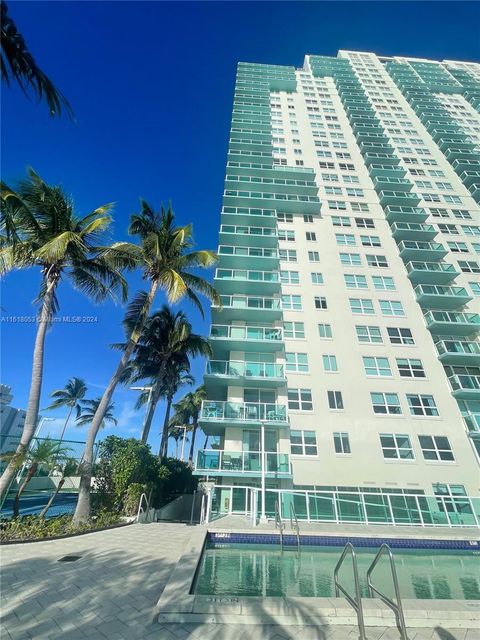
[334,543,366,640]
[290,502,300,551]
[200,400,287,423]
[136,492,152,523]
[367,544,408,640]
[274,499,284,551]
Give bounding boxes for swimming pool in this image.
[193,541,480,601]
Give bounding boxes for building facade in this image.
[0,384,27,453]
[194,51,480,526]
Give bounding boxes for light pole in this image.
[130,386,154,438]
[260,420,267,523]
[180,425,188,462]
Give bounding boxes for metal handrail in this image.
[136,492,149,523]
[290,503,300,551]
[274,500,284,551]
[333,543,366,640]
[367,544,408,639]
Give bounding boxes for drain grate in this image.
[57,555,82,562]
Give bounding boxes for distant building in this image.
[0,384,27,453]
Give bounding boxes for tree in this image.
[169,386,207,465]
[45,377,87,443]
[119,305,209,445]
[159,364,193,456]
[0,169,129,503]
[39,457,78,519]
[0,438,72,517]
[76,398,117,430]
[73,203,219,524]
[1,1,73,118]
[168,426,189,459]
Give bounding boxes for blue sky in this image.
[2,1,479,454]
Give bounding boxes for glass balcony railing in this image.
[215,269,280,283]
[200,400,288,423]
[448,374,480,398]
[215,295,282,316]
[406,261,459,285]
[414,284,472,309]
[424,310,480,336]
[194,449,291,475]
[206,360,285,379]
[391,222,437,241]
[210,324,282,342]
[436,339,480,364]
[373,177,413,192]
[384,206,428,223]
[398,240,447,262]
[219,245,278,260]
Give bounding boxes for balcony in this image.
[213,295,282,321]
[379,191,421,208]
[209,324,284,353]
[224,174,319,197]
[436,340,480,365]
[219,224,278,248]
[415,285,472,309]
[424,310,480,336]
[469,183,480,201]
[199,400,288,429]
[384,206,428,224]
[193,449,292,478]
[391,222,437,242]
[352,122,385,135]
[372,177,413,193]
[214,269,280,295]
[205,360,286,389]
[398,240,447,262]
[355,130,389,144]
[448,374,480,400]
[438,138,477,153]
[223,190,321,215]
[359,141,395,156]
[444,147,480,163]
[459,171,480,188]
[368,164,407,180]
[406,261,460,285]
[218,245,279,269]
[363,153,401,167]
[451,158,480,175]
[220,206,277,227]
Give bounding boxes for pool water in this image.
[193,543,480,600]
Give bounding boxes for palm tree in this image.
[73,203,218,524]
[168,426,189,459]
[169,386,207,465]
[0,169,129,503]
[45,377,87,443]
[1,438,72,517]
[1,1,73,118]
[158,364,194,455]
[76,398,117,430]
[39,456,77,519]
[119,306,209,445]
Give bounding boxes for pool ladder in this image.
[290,504,300,551]
[274,500,284,551]
[334,542,408,640]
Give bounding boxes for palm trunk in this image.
[159,392,174,458]
[39,475,65,518]
[73,280,159,525]
[175,439,178,459]
[141,371,165,443]
[0,276,56,504]
[188,418,198,466]
[59,405,74,443]
[203,435,208,449]
[13,463,38,518]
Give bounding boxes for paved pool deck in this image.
[1,522,478,640]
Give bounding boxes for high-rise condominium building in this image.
[194,51,480,526]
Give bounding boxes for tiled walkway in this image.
[0,522,476,639]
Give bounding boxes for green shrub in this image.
[153,457,198,508]
[123,483,146,517]
[0,512,123,542]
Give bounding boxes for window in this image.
[356,325,382,343]
[407,394,439,416]
[340,253,362,266]
[363,356,392,377]
[447,241,468,253]
[279,229,295,242]
[387,327,414,345]
[311,272,324,285]
[419,436,454,461]
[397,358,425,378]
[458,261,480,273]
[277,212,293,223]
[380,434,414,460]
[322,355,338,372]
[462,225,480,236]
[361,235,381,247]
[350,298,374,314]
[332,216,351,227]
[308,251,320,262]
[470,282,480,297]
[282,295,302,310]
[372,276,396,291]
[344,274,368,289]
[284,321,305,339]
[336,233,356,246]
[366,254,388,268]
[286,352,309,373]
[371,392,402,415]
[288,388,313,411]
[379,300,405,316]
[303,214,314,223]
[328,200,347,210]
[334,432,351,454]
[279,249,297,262]
[280,270,300,285]
[314,296,327,309]
[306,231,317,241]
[290,430,317,456]
[327,390,344,410]
[318,323,333,338]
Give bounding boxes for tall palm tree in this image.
[0,169,128,503]
[45,377,87,443]
[169,386,207,465]
[76,398,117,430]
[1,1,73,118]
[168,426,189,459]
[120,306,209,445]
[158,364,194,455]
[73,203,218,524]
